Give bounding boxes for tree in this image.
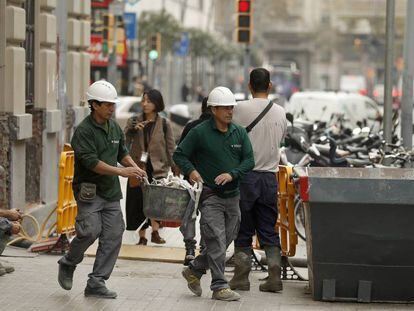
[138,10,182,55]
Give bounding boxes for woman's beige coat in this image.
[124,113,176,178]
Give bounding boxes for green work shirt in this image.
[71,115,129,202]
[173,118,254,198]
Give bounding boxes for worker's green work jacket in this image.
[173,118,254,198]
[71,115,129,202]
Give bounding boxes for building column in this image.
[0,0,33,210]
[35,0,60,208]
[67,0,90,128]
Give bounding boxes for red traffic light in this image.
[238,0,250,13]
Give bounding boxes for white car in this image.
[287,91,382,128]
[115,96,142,129]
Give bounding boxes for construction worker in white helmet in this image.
[173,86,254,301]
[57,80,147,299]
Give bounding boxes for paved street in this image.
[1,249,413,311]
[0,177,412,310]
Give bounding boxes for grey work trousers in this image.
[59,196,125,289]
[180,216,197,250]
[189,194,240,291]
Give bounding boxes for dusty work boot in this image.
[57,261,76,290]
[84,285,117,299]
[137,237,147,245]
[259,246,283,293]
[183,248,195,266]
[151,231,166,244]
[212,288,241,301]
[182,267,202,296]
[229,247,251,291]
[0,261,14,273]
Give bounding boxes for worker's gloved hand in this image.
[214,173,233,186]
[189,170,204,185]
[121,166,147,179]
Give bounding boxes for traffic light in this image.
[148,33,161,60]
[103,13,115,55]
[236,0,252,43]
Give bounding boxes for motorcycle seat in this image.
[345,146,367,154]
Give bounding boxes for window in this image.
[22,0,35,109]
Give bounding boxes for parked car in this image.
[115,96,142,129]
[339,75,367,94]
[116,96,169,129]
[287,91,382,128]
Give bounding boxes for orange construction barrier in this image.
[253,166,298,257]
[56,145,77,235]
[276,165,298,257]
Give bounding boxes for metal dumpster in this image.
[294,167,414,303]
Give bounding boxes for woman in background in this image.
[124,89,178,245]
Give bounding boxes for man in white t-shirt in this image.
[230,68,287,293]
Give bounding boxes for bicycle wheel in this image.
[294,195,306,241]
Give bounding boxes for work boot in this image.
[212,288,241,301]
[182,267,202,296]
[229,247,251,291]
[57,261,76,290]
[151,231,166,244]
[259,246,283,293]
[84,285,117,299]
[183,248,195,266]
[137,237,147,245]
[0,261,14,273]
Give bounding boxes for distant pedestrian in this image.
[181,83,190,102]
[230,68,287,293]
[57,80,147,299]
[174,86,254,301]
[124,89,179,246]
[177,97,211,265]
[132,76,145,97]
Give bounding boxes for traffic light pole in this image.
[108,16,118,88]
[244,44,250,99]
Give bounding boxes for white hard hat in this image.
[86,80,120,104]
[207,86,237,107]
[169,104,190,118]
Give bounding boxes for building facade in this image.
[0,0,90,227]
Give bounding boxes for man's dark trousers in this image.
[234,171,280,248]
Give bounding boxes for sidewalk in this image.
[1,178,412,310]
[1,247,412,311]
